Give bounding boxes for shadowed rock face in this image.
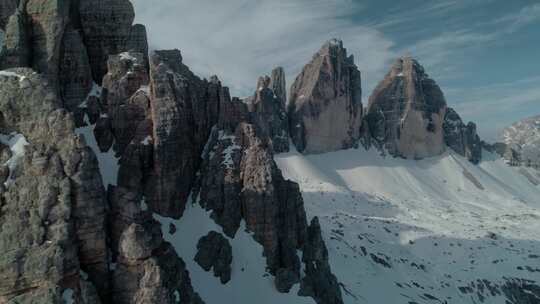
[146,49,222,219]
[194,231,232,284]
[367,57,447,159]
[246,67,290,153]
[443,107,482,164]
[299,217,344,304]
[288,39,362,154]
[79,0,147,82]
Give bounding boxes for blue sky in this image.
[132,0,540,141]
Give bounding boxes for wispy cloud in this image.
[494,3,540,33]
[446,75,540,140]
[132,0,396,97]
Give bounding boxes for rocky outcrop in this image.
[299,217,343,304]
[78,0,147,82]
[0,0,147,101]
[197,97,308,292]
[194,231,233,284]
[0,68,107,302]
[288,39,362,154]
[366,57,447,159]
[197,93,342,301]
[92,50,204,304]
[145,49,221,218]
[101,52,150,154]
[246,68,289,153]
[443,107,482,164]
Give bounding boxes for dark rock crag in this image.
[288,39,362,154]
[443,107,482,164]
[366,57,447,159]
[196,89,343,302]
[246,67,289,153]
[145,49,221,218]
[299,217,344,304]
[194,231,233,284]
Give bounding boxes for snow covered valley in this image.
[275,148,540,303]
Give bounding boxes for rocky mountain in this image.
[1,1,539,304]
[288,39,362,155]
[365,57,447,159]
[502,115,540,168]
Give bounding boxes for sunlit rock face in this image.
[288,39,363,154]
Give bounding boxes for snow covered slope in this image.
[503,115,540,167]
[276,148,540,304]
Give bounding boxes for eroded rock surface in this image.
[246,68,289,153]
[366,57,447,159]
[0,68,107,303]
[288,39,362,154]
[145,49,221,218]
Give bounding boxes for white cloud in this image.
[131,0,396,97]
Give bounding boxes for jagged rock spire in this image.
[246,67,290,153]
[288,38,363,154]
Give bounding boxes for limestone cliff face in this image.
[0,68,107,303]
[288,39,362,154]
[366,57,447,159]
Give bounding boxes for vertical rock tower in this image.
[366,57,447,159]
[288,39,363,154]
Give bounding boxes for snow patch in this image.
[75,117,119,187]
[0,132,29,187]
[62,288,74,304]
[218,131,241,169]
[119,52,137,62]
[153,200,311,304]
[78,83,102,108]
[141,135,152,146]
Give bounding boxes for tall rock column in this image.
[366,57,447,159]
[246,67,290,153]
[146,50,221,218]
[288,39,362,154]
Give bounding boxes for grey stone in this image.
[194,231,233,284]
[367,57,447,159]
[288,39,362,154]
[443,107,482,164]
